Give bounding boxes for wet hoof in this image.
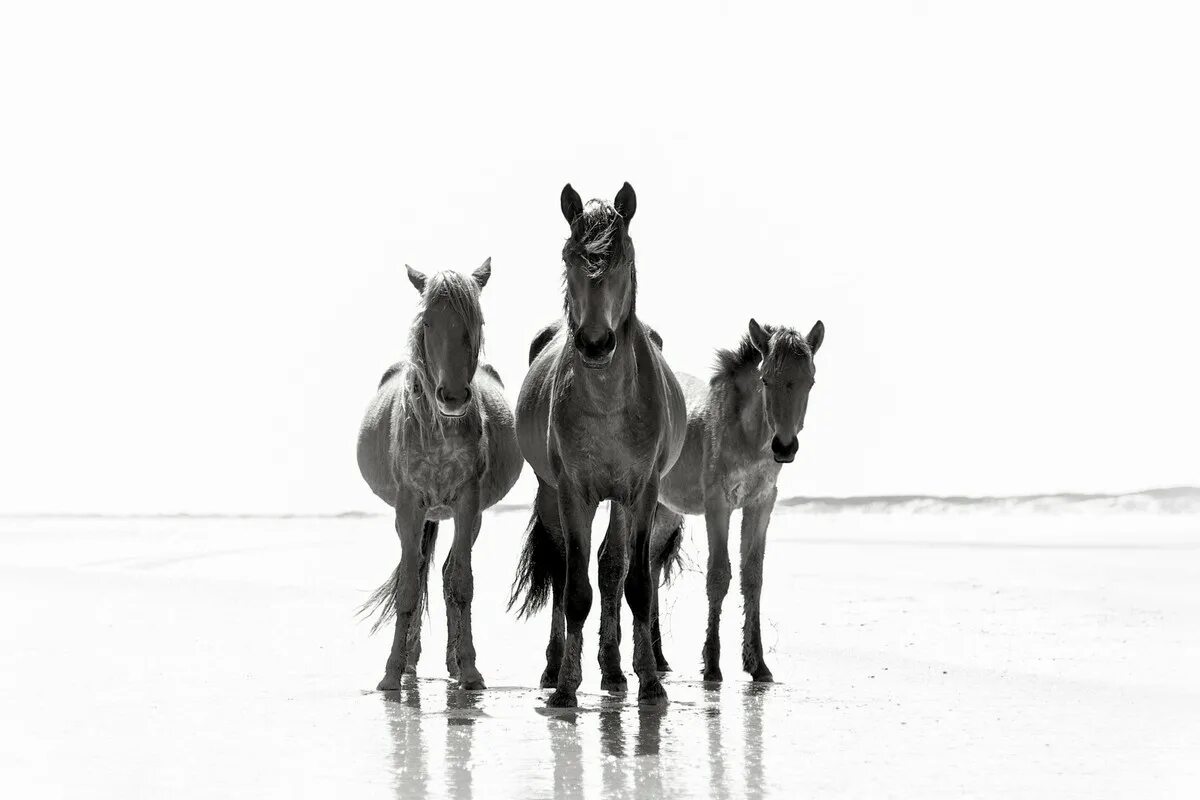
[458,667,486,691]
[546,689,578,708]
[377,674,403,691]
[702,668,723,683]
[655,659,672,673]
[403,664,417,676]
[539,666,559,689]
[638,678,668,706]
[600,674,628,693]
[751,668,774,683]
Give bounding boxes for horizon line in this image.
[1,486,1196,519]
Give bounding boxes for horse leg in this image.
[442,554,460,679]
[542,566,566,689]
[625,479,667,705]
[740,491,776,682]
[448,491,485,690]
[651,570,668,673]
[406,521,439,675]
[536,479,566,688]
[597,504,628,692]
[547,485,596,708]
[649,507,682,673]
[378,493,427,691]
[702,498,733,682]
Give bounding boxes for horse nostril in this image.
[574,328,617,359]
[436,385,470,407]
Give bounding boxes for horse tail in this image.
[507,504,561,618]
[652,509,686,586]
[360,520,439,634]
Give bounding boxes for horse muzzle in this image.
[771,435,798,463]
[575,328,616,368]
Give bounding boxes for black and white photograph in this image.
[2,1,1198,797]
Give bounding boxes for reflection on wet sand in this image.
[376,678,781,799]
[444,685,478,800]
[743,683,770,800]
[549,710,583,800]
[382,680,427,797]
[706,686,730,800]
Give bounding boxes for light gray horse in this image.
[357,260,522,691]
[509,183,687,707]
[649,319,824,682]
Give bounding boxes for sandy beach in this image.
[2,508,1197,798]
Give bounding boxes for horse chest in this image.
[398,434,480,508]
[719,459,779,508]
[553,407,657,500]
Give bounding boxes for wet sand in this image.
[1,511,1197,797]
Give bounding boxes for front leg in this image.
[625,479,668,705]
[702,496,733,682]
[447,484,485,690]
[597,503,629,692]
[547,483,597,707]
[378,488,428,691]
[740,490,777,682]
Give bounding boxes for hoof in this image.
[638,678,668,706]
[546,689,578,708]
[539,667,559,689]
[377,674,402,691]
[458,667,486,691]
[702,668,723,683]
[600,674,628,693]
[460,677,486,691]
[655,660,672,673]
[403,664,417,675]
[751,669,774,683]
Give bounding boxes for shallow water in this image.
[2,511,1198,797]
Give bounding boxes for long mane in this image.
[399,270,485,439]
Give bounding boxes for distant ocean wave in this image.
[776,487,1200,514]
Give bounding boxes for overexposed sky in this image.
[2,1,1198,513]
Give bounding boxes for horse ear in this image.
[614,181,636,224]
[748,318,771,356]
[807,320,825,355]
[405,264,427,293]
[561,184,583,226]
[472,257,491,290]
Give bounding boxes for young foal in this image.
[650,319,824,681]
[357,261,522,691]
[511,183,687,707]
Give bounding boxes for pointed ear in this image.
[405,264,427,293]
[472,257,491,290]
[807,320,825,355]
[614,181,636,224]
[561,184,583,226]
[748,318,771,356]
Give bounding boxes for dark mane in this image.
[711,325,811,385]
[562,200,632,279]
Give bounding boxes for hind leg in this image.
[378,492,428,691]
[541,570,566,688]
[740,492,776,682]
[649,508,682,673]
[597,504,629,692]
[534,479,567,688]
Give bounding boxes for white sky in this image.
[2,1,1198,513]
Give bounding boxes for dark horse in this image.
[510,183,687,707]
[649,318,824,681]
[357,261,523,691]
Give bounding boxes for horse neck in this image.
[728,375,772,452]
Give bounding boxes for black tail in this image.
[653,516,686,586]
[507,506,562,618]
[359,520,439,634]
